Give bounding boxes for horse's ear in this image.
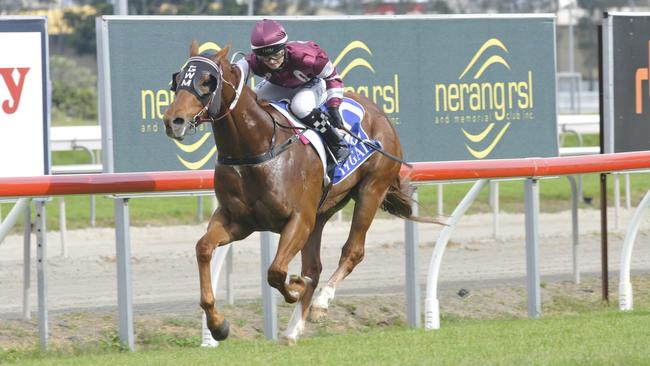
[190,40,199,57]
[215,43,231,62]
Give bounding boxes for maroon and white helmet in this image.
[250,19,288,57]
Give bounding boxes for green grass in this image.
[3,310,650,365]
[0,195,215,231]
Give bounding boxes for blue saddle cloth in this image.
[270,97,379,185]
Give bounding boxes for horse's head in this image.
[163,40,232,141]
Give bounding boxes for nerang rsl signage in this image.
[0,17,50,177]
[603,13,650,153]
[97,15,557,173]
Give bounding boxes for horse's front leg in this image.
[197,209,251,341]
[267,212,315,304]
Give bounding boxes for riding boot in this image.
[321,122,350,164]
[300,108,350,164]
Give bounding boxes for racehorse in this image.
[162,40,442,345]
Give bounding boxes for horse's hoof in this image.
[308,306,328,323]
[289,274,306,287]
[282,292,299,304]
[279,336,298,347]
[285,275,305,303]
[210,319,230,341]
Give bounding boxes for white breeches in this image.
[255,78,327,119]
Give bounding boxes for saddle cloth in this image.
[268,97,378,186]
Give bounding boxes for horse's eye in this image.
[203,77,218,93]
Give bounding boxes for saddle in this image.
[268,97,380,186]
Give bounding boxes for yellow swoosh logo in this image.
[333,41,373,67]
[462,123,495,143]
[199,42,221,53]
[177,146,217,170]
[339,59,375,78]
[473,55,510,79]
[173,132,212,153]
[464,122,511,159]
[459,38,509,80]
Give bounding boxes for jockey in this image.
[235,19,350,165]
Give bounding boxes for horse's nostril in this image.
[173,118,185,126]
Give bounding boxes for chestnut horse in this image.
[162,41,440,345]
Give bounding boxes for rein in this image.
[183,57,300,166]
[338,123,413,169]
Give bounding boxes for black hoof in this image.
[210,320,230,341]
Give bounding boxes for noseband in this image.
[170,56,245,133]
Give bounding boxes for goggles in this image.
[257,49,285,63]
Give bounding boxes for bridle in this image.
[170,56,245,135]
[169,54,302,166]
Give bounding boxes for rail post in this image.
[404,189,420,328]
[23,203,32,320]
[35,199,48,350]
[567,176,580,283]
[618,189,650,311]
[524,178,541,318]
[260,231,278,340]
[114,197,134,351]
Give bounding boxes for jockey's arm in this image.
[313,51,344,127]
[314,56,344,109]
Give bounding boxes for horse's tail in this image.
[381,176,447,225]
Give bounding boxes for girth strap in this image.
[217,134,301,166]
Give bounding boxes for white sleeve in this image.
[317,61,335,79]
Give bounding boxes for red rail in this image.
[0,170,215,198]
[402,151,650,181]
[1,151,649,198]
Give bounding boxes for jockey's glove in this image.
[327,106,343,129]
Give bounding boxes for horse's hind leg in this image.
[197,209,250,341]
[281,218,326,345]
[311,180,391,321]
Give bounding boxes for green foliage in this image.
[98,330,129,352]
[62,0,113,56]
[50,56,97,121]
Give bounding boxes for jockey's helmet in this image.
[250,19,287,57]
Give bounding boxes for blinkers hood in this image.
[170,57,223,118]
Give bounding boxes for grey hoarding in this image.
[604,13,650,153]
[98,15,557,173]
